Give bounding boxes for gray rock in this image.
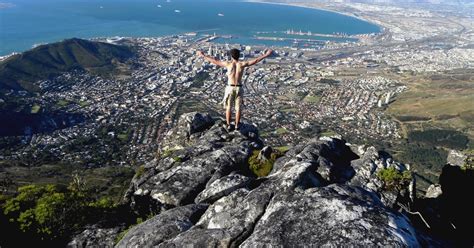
[129,119,256,213]
[117,113,422,247]
[240,184,419,247]
[234,122,259,139]
[272,138,355,184]
[181,112,214,137]
[257,146,273,161]
[68,225,123,248]
[269,158,322,190]
[115,204,208,248]
[195,173,253,204]
[425,184,442,198]
[447,150,467,167]
[162,187,274,247]
[349,146,413,208]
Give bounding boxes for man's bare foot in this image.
[223,123,233,131]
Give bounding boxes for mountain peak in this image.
[82,112,421,247]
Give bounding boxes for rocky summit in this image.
[96,112,420,247]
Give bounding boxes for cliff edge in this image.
[92,112,418,247]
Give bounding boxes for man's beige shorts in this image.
[223,85,243,111]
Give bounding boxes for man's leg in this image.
[235,108,241,128]
[224,87,232,127]
[226,106,232,127]
[235,93,242,128]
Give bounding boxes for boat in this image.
[218,13,224,17]
[157,5,162,7]
[174,9,181,13]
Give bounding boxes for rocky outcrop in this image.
[446,149,467,167]
[116,204,208,248]
[68,225,123,248]
[425,184,442,198]
[115,112,420,247]
[125,112,262,215]
[241,185,418,247]
[349,146,415,208]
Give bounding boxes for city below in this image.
[0,0,473,247]
[0,0,472,208]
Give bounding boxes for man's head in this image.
[229,49,240,60]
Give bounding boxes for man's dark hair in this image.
[229,49,240,60]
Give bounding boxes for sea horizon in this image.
[0,0,380,56]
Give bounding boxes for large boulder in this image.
[115,204,208,247]
[241,185,419,247]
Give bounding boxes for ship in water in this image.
[174,10,181,13]
[157,5,162,8]
[218,13,224,17]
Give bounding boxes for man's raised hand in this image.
[264,49,273,57]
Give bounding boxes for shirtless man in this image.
[196,48,273,130]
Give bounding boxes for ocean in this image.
[0,0,380,56]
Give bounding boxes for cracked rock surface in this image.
[116,112,420,247]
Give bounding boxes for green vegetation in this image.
[114,214,153,245]
[281,107,297,113]
[56,99,70,107]
[462,150,474,170]
[117,132,130,142]
[275,146,291,153]
[395,143,448,186]
[395,115,431,122]
[78,101,89,107]
[408,129,469,150]
[388,73,474,143]
[191,71,209,88]
[303,94,321,104]
[30,104,41,114]
[319,78,340,85]
[115,222,137,245]
[161,148,179,158]
[248,149,284,177]
[135,165,145,178]
[0,38,135,92]
[275,127,288,135]
[173,156,182,163]
[1,180,119,241]
[377,167,411,190]
[320,130,337,137]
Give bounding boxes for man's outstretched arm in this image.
[196,51,227,67]
[242,49,273,67]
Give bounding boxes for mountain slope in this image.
[0,38,135,92]
[66,112,420,247]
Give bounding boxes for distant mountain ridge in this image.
[263,0,473,4]
[0,38,135,93]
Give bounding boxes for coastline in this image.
[243,0,385,34]
[0,1,386,56]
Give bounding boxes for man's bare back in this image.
[225,61,244,86]
[197,48,273,129]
